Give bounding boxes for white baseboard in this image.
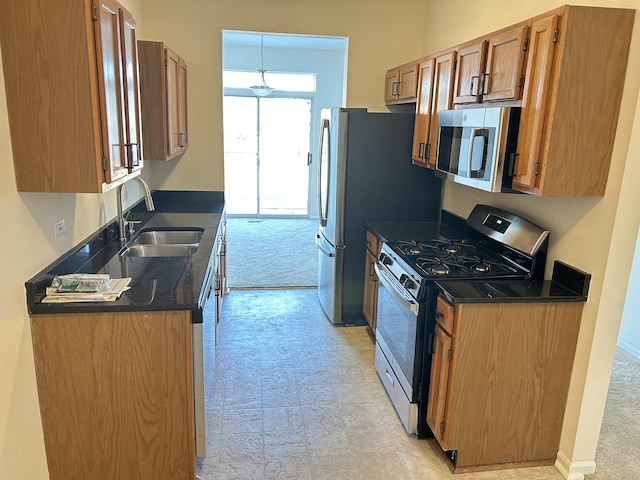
[556,451,596,480]
[617,339,640,359]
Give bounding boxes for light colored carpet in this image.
[225,217,318,288]
[586,347,640,480]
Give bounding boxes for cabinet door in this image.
[94,0,128,185]
[453,41,486,104]
[363,248,378,331]
[426,323,452,448]
[384,68,399,104]
[427,52,455,168]
[412,58,435,166]
[512,15,558,193]
[119,7,143,173]
[397,63,419,102]
[166,47,182,158]
[482,25,528,102]
[178,58,188,149]
[31,311,195,479]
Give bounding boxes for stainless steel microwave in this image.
[435,107,520,192]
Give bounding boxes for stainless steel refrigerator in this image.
[315,107,442,325]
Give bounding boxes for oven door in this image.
[374,262,424,433]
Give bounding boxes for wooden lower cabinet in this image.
[427,295,583,471]
[363,230,382,332]
[31,310,195,480]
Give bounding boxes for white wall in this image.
[618,227,640,356]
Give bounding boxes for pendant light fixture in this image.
[249,35,274,97]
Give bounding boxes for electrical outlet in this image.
[54,219,66,238]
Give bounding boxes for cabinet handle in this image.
[392,81,400,96]
[368,262,376,278]
[435,310,444,320]
[425,142,431,160]
[470,75,479,96]
[418,142,425,159]
[179,132,187,148]
[482,73,490,95]
[124,143,139,168]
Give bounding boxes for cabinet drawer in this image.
[435,296,454,334]
[366,230,382,255]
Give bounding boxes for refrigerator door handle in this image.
[315,234,335,257]
[318,118,330,227]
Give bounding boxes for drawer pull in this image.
[385,367,395,386]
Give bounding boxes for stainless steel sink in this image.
[121,244,198,257]
[133,228,203,245]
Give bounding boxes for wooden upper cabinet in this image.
[384,61,419,105]
[0,0,142,192]
[412,57,436,167]
[138,41,189,161]
[94,0,128,185]
[513,6,634,196]
[178,58,188,150]
[426,52,456,169]
[119,7,143,174]
[482,25,528,102]
[452,41,487,104]
[453,25,527,105]
[512,16,558,193]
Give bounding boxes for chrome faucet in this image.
[117,176,155,245]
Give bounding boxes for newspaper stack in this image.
[42,274,132,303]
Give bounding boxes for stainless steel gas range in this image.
[373,204,549,437]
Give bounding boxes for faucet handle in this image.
[127,219,142,237]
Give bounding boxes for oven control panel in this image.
[483,213,511,234]
[467,204,549,256]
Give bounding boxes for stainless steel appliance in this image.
[436,107,520,192]
[316,107,442,325]
[374,204,549,436]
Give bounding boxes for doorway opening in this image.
[221,31,347,288]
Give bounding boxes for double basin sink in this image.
[120,228,204,257]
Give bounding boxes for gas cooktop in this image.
[389,238,524,279]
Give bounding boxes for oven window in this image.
[376,284,419,391]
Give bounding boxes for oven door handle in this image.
[374,263,419,316]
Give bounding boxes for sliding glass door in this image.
[223,96,312,216]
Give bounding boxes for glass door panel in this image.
[258,98,311,215]
[223,96,258,214]
[223,95,311,216]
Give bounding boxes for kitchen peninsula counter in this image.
[25,190,225,322]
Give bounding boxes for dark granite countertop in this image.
[435,279,587,304]
[366,211,470,243]
[25,191,225,323]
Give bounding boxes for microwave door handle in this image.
[467,128,480,174]
[467,128,487,175]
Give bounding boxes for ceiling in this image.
[222,31,347,51]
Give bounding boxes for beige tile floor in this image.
[196,289,566,480]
